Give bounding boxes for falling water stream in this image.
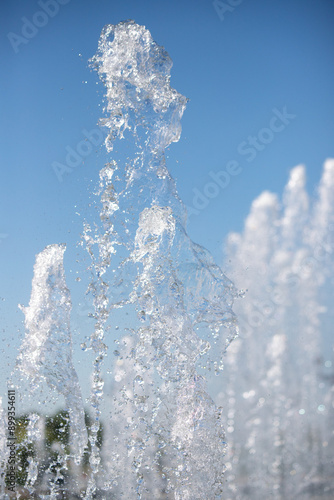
[3,21,237,499]
[1,20,333,500]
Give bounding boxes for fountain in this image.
[1,19,333,500]
[2,21,237,499]
[221,160,334,499]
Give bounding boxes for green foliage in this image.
[11,408,104,489]
[45,410,70,454]
[13,415,33,487]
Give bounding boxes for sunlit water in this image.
[1,21,238,499]
[1,20,333,500]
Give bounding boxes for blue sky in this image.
[1,0,334,398]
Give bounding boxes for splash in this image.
[80,20,237,498]
[17,244,87,459]
[12,244,87,496]
[7,21,238,498]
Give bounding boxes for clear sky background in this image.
[1,0,334,404]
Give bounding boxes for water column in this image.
[223,161,334,499]
[307,160,334,495]
[223,191,280,498]
[81,20,238,498]
[16,244,87,496]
